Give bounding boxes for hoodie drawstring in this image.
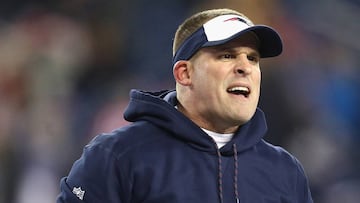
[217,143,239,203]
[233,144,239,203]
[216,149,224,203]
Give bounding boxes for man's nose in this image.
[234,55,252,75]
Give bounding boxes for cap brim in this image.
[202,25,283,58]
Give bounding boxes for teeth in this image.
[227,86,249,92]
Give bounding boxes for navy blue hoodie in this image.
[57,89,313,203]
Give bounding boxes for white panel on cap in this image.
[203,15,250,42]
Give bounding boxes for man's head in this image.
[173,9,250,56]
[172,8,282,133]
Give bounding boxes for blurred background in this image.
[0,0,359,202]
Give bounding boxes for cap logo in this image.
[203,15,250,42]
[223,17,248,25]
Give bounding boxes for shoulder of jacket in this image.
[85,121,164,159]
[257,140,302,167]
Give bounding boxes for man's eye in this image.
[220,54,235,59]
[247,55,259,62]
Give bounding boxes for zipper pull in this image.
[236,198,239,203]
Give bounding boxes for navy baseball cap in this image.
[173,14,283,65]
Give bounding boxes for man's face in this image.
[187,32,261,133]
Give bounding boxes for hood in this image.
[123,89,268,154]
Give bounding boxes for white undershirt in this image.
[201,128,234,148]
[174,105,234,148]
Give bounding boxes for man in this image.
[57,8,313,203]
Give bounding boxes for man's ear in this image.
[173,60,192,86]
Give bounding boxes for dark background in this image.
[0,0,359,202]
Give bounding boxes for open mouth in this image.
[227,86,250,98]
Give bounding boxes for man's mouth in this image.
[227,86,250,97]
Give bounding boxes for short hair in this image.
[172,8,253,56]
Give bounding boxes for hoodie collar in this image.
[124,89,268,154]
